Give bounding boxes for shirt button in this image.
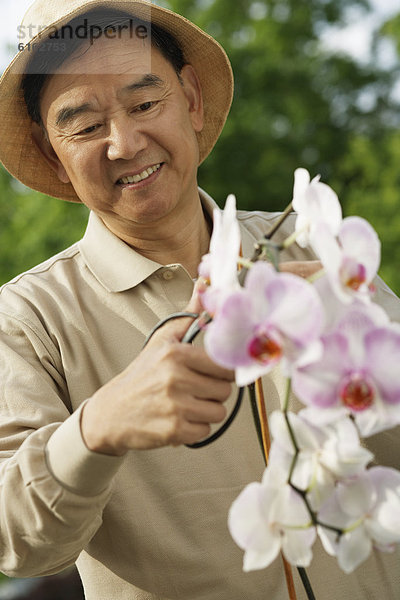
[163,270,174,281]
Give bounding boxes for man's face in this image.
[37,31,204,233]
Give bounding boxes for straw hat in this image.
[0,0,233,202]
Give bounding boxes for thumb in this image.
[185,277,207,315]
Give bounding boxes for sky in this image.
[0,0,399,72]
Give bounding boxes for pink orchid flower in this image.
[292,305,400,436]
[204,261,324,386]
[311,216,381,304]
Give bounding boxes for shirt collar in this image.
[79,188,256,292]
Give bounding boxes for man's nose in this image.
[106,117,148,161]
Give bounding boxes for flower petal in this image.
[292,333,348,408]
[337,474,375,517]
[266,273,324,346]
[319,418,373,477]
[292,169,342,247]
[318,493,350,531]
[292,167,311,212]
[228,481,282,571]
[209,194,241,289]
[311,225,351,304]
[282,528,316,567]
[365,327,400,405]
[338,217,380,282]
[270,411,320,453]
[243,543,282,572]
[317,525,338,557]
[338,527,372,573]
[236,363,273,387]
[275,485,311,528]
[228,482,273,551]
[204,291,255,368]
[300,406,348,427]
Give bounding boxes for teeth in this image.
[120,163,161,185]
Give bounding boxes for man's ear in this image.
[31,122,70,184]
[180,65,204,133]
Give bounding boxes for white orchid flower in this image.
[292,168,342,248]
[228,466,316,571]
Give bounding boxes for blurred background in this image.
[0,0,400,597]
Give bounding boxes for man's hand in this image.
[81,284,233,456]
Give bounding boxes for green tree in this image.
[157,0,398,205]
[0,168,88,284]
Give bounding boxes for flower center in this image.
[339,373,374,412]
[340,259,367,291]
[248,332,282,364]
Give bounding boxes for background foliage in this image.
[1,0,400,295]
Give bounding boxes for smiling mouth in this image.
[117,163,162,185]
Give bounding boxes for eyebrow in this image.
[122,73,164,93]
[56,103,92,127]
[55,74,165,128]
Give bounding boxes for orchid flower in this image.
[269,411,373,510]
[228,466,316,571]
[292,168,342,248]
[318,467,400,573]
[204,261,324,386]
[314,276,389,335]
[193,168,400,583]
[198,194,241,316]
[292,305,400,436]
[311,217,380,304]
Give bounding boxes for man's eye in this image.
[77,125,99,135]
[136,101,156,112]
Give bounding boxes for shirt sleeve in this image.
[0,306,124,578]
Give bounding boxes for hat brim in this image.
[0,0,233,202]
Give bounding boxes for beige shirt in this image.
[0,190,399,600]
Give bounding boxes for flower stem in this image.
[280,224,308,250]
[282,557,298,600]
[237,257,255,271]
[283,378,292,412]
[264,202,293,240]
[281,229,301,249]
[255,378,271,460]
[238,202,293,285]
[298,568,317,600]
[307,268,325,284]
[252,378,298,600]
[248,383,266,465]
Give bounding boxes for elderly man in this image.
[0,1,399,599]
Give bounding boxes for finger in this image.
[182,346,235,381]
[184,397,228,424]
[170,422,211,447]
[162,357,232,401]
[178,369,233,402]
